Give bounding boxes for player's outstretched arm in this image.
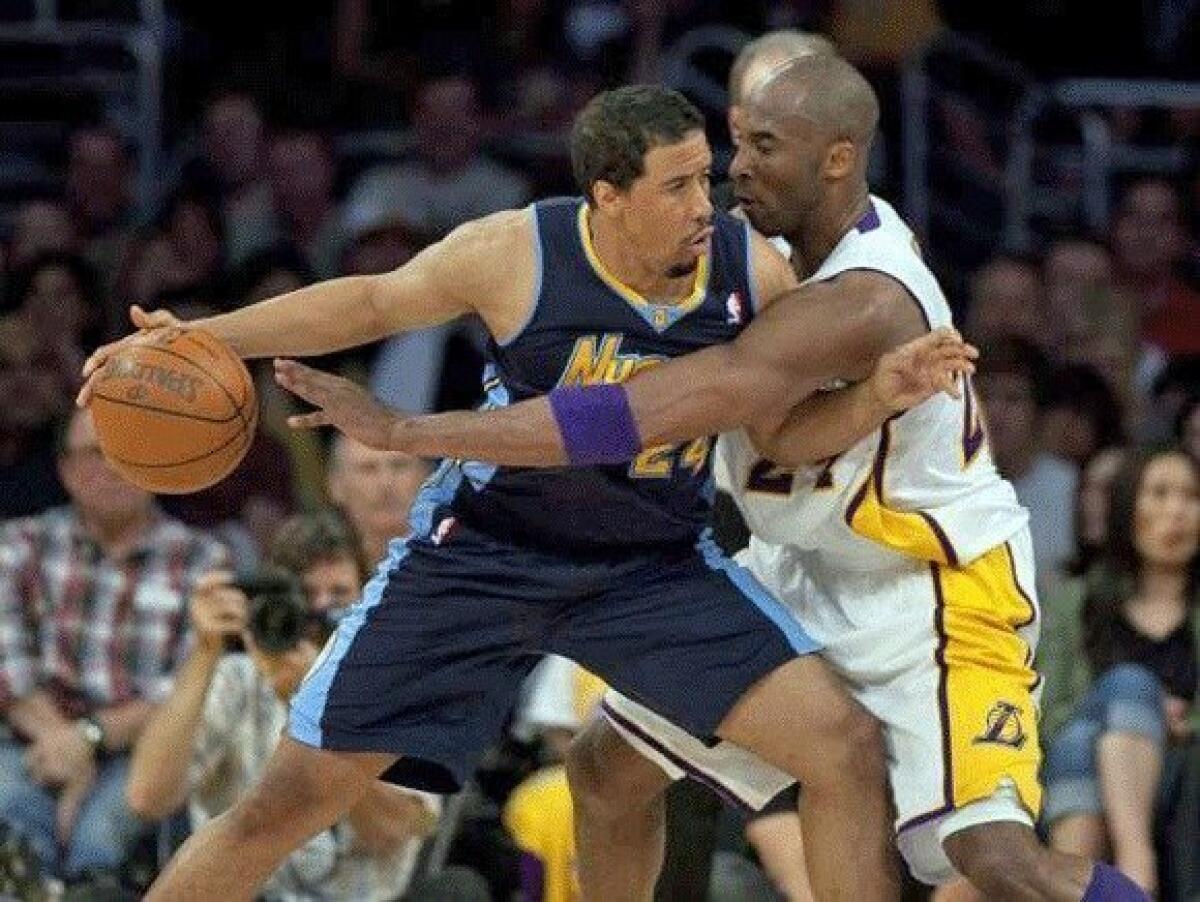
[746,329,977,466]
[277,271,966,468]
[77,210,534,406]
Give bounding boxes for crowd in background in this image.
[0,1,1198,900]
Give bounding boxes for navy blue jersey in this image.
[428,197,758,554]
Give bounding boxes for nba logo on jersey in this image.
[725,292,745,325]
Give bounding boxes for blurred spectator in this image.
[963,252,1048,352]
[975,337,1079,590]
[1111,177,1200,358]
[193,92,274,238]
[65,127,136,281]
[1071,447,1128,577]
[339,196,432,278]
[122,186,226,313]
[127,511,438,901]
[229,129,345,279]
[504,656,605,902]
[0,316,69,517]
[5,252,103,366]
[1038,448,1199,896]
[0,407,225,886]
[1147,356,1200,445]
[346,76,531,238]
[1040,363,1125,468]
[326,436,433,564]
[6,199,79,274]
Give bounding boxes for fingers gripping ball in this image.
[90,330,257,493]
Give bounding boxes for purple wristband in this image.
[548,384,643,466]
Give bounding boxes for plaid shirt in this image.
[0,506,226,716]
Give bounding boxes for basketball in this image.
[90,329,257,494]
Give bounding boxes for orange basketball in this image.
[90,329,257,494]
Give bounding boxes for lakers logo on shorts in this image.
[972,701,1027,750]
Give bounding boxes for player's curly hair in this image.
[570,85,705,202]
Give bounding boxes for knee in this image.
[565,720,666,821]
[813,700,886,787]
[1094,664,1163,708]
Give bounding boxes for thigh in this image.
[0,739,57,865]
[289,534,543,793]
[549,535,819,739]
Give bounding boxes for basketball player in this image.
[268,60,1147,901]
[78,86,968,900]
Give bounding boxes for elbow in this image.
[125,776,179,822]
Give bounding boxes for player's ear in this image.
[591,179,623,213]
[824,139,857,180]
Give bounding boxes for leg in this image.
[1042,718,1108,861]
[1050,814,1107,862]
[1090,665,1166,894]
[146,738,394,900]
[62,754,147,878]
[0,738,60,874]
[942,821,1093,901]
[566,718,671,902]
[745,808,815,902]
[717,657,898,901]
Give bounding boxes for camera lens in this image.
[248,590,307,654]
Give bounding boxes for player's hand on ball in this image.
[274,359,407,450]
[870,327,978,413]
[76,304,186,406]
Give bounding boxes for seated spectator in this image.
[345,75,530,238]
[963,252,1047,352]
[122,186,226,313]
[504,656,605,902]
[1070,447,1127,577]
[0,407,225,887]
[6,198,79,274]
[65,126,136,283]
[189,91,274,240]
[327,435,433,563]
[1039,448,1199,896]
[1040,363,1125,468]
[228,129,345,279]
[6,251,104,368]
[127,511,438,901]
[975,337,1079,591]
[1112,177,1200,358]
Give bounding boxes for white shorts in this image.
[603,529,1045,885]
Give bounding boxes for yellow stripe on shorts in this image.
[930,542,1043,819]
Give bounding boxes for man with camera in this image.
[126,512,438,901]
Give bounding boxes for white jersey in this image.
[714,196,1027,571]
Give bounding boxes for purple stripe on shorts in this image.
[601,701,760,813]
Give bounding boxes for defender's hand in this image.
[76,305,186,407]
[870,327,978,414]
[274,359,409,451]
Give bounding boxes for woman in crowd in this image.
[1039,447,1200,896]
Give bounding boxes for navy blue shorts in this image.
[290,521,819,792]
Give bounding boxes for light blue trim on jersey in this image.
[695,532,821,654]
[408,458,465,537]
[496,204,544,348]
[289,540,411,748]
[460,364,513,490]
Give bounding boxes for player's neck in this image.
[787,186,870,281]
[1132,566,1190,608]
[587,209,695,301]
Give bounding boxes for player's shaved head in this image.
[750,53,879,150]
[728,31,836,107]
